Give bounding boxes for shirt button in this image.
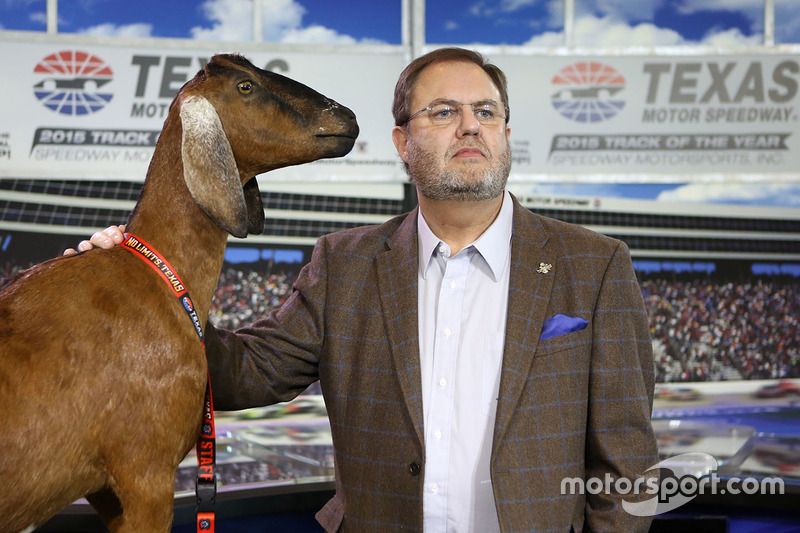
[439,378,447,388]
[408,462,421,476]
[443,327,452,337]
[449,280,456,289]
[431,483,439,494]
[438,245,447,254]
[434,430,442,440]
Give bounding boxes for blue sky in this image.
[1,0,799,45]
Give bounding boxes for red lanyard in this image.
[118,232,217,533]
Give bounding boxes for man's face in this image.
[392,60,511,202]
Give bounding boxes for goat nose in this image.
[324,98,356,120]
[347,120,360,138]
[340,105,356,120]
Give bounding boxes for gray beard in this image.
[406,142,511,201]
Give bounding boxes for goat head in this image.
[178,54,358,237]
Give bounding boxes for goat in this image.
[0,53,358,532]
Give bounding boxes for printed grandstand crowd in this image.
[642,278,799,382]
[208,267,296,329]
[198,267,800,384]
[2,261,799,383]
[642,279,800,382]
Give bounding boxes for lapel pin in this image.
[537,262,552,274]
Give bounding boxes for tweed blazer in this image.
[206,196,658,533]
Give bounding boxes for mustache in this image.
[446,141,489,159]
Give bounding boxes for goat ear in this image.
[180,95,248,238]
[243,178,265,234]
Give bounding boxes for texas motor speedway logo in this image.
[29,51,159,165]
[547,59,798,171]
[33,50,114,116]
[550,61,625,123]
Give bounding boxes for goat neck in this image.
[125,108,227,319]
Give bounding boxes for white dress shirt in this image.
[417,190,513,533]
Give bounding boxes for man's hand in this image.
[63,225,127,256]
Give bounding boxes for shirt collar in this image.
[417,207,441,280]
[417,190,513,282]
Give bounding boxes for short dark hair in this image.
[392,47,510,126]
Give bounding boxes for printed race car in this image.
[753,380,800,399]
[34,77,112,92]
[551,86,624,100]
[655,386,702,402]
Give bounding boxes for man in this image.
[75,48,657,532]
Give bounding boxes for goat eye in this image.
[237,80,254,94]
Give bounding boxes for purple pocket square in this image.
[540,314,588,341]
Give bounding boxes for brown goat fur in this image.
[0,54,357,532]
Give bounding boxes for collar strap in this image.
[117,231,216,532]
[118,232,204,343]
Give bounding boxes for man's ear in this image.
[392,126,409,163]
[505,125,511,143]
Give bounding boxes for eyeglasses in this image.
[403,99,507,127]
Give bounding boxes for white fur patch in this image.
[180,96,221,139]
[179,95,247,236]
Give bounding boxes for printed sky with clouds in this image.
[1,0,799,207]
[2,0,799,46]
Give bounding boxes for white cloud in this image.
[282,25,384,45]
[2,0,39,7]
[469,1,494,17]
[700,27,761,47]
[546,0,566,28]
[524,14,765,47]
[191,0,301,41]
[79,22,154,38]
[190,0,381,44]
[500,0,536,12]
[520,0,769,46]
[30,10,68,27]
[523,28,564,46]
[445,20,459,31]
[525,15,684,47]
[282,25,354,44]
[577,0,665,22]
[580,16,683,46]
[657,183,800,207]
[471,0,554,21]
[676,0,762,15]
[28,11,45,25]
[776,5,800,44]
[676,0,763,32]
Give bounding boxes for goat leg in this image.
[102,468,176,532]
[86,487,123,530]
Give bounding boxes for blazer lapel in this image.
[492,199,556,454]
[376,209,425,448]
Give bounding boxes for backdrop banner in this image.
[1,37,798,181]
[495,54,800,179]
[0,39,405,181]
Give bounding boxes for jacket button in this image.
[408,462,421,476]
